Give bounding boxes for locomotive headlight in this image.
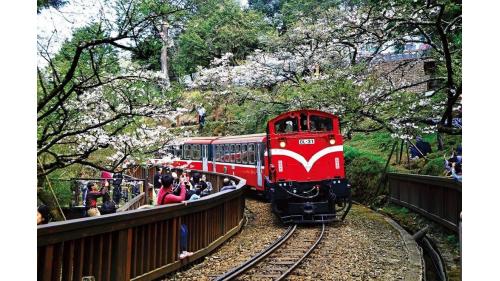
[279,141,286,148]
[329,138,336,145]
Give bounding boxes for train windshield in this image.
[309,115,333,132]
[274,117,299,134]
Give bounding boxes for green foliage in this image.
[37,0,67,13]
[421,157,445,176]
[248,0,281,18]
[280,0,340,28]
[49,180,74,208]
[51,23,120,80]
[345,155,384,202]
[348,132,394,157]
[131,37,163,70]
[398,207,409,214]
[45,164,80,207]
[343,145,362,165]
[173,0,273,76]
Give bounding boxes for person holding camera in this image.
[157,174,186,205]
[156,174,193,259]
[85,182,107,217]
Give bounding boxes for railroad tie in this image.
[252,274,281,279]
[262,266,290,271]
[272,261,296,265]
[275,257,302,261]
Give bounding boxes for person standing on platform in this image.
[154,167,163,190]
[156,174,193,259]
[85,182,106,217]
[197,104,206,130]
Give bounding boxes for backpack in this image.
[101,200,116,214]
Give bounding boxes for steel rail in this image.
[215,224,325,281]
[214,225,297,281]
[276,223,325,281]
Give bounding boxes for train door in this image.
[202,144,208,171]
[256,143,263,187]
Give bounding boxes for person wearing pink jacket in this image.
[156,173,193,259]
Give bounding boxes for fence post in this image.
[459,212,462,278]
[111,228,133,280]
[144,171,149,204]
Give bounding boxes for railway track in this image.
[214,224,325,281]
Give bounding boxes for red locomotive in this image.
[162,109,351,223]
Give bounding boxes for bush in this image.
[343,146,362,165]
[421,157,445,176]
[42,179,74,208]
[51,180,74,207]
[345,156,384,203]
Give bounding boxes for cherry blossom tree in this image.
[188,0,460,141]
[37,0,196,219]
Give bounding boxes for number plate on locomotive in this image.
[299,139,315,145]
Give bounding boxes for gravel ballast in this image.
[164,199,422,280]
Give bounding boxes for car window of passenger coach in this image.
[274,117,299,134]
[224,144,230,162]
[184,144,191,160]
[248,144,256,164]
[241,144,248,164]
[230,144,235,163]
[215,145,221,161]
[235,144,241,163]
[192,144,201,160]
[175,145,182,158]
[309,115,333,132]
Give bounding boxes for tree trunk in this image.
[437,132,444,151]
[160,21,171,88]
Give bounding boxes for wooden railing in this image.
[38,171,246,281]
[387,172,461,232]
[117,193,146,212]
[69,177,149,208]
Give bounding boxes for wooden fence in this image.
[387,172,461,232]
[117,193,147,212]
[38,171,246,281]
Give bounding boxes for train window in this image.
[241,144,248,164]
[215,145,221,162]
[224,144,230,162]
[274,117,299,134]
[230,144,235,163]
[309,115,333,132]
[235,144,241,163]
[175,145,182,158]
[219,145,224,162]
[300,113,308,131]
[192,144,201,160]
[248,144,255,165]
[184,144,191,160]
